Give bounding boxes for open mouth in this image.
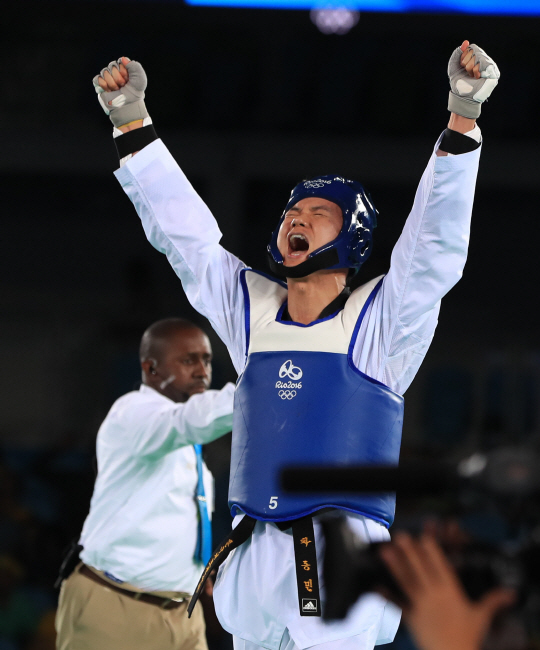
[288,233,309,255]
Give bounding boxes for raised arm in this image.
[93,58,248,373]
[103,384,235,459]
[354,42,500,394]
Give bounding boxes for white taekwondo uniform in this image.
[114,134,481,650]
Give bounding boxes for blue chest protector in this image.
[229,270,404,528]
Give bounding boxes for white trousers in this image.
[233,628,387,650]
[216,515,400,650]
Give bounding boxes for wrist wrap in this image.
[114,125,158,159]
[439,128,481,155]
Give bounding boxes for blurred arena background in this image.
[0,2,539,649]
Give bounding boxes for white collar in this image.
[139,383,174,403]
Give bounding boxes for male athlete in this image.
[92,40,500,650]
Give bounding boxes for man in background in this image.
[55,317,235,650]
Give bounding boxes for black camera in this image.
[282,447,540,622]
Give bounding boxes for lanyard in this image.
[193,445,212,565]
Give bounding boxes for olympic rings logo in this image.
[278,390,297,400]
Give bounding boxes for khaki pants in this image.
[55,567,208,650]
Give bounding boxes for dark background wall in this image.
[0,2,539,648]
[1,2,538,446]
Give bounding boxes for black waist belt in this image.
[188,514,321,618]
[281,515,322,616]
[188,514,256,617]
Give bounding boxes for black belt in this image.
[289,515,321,616]
[188,514,321,618]
[188,514,256,617]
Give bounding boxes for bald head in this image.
[140,318,213,403]
[139,318,201,365]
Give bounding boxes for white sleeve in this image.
[352,135,481,395]
[114,140,247,374]
[110,384,235,458]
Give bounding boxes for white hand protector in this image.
[93,59,149,127]
[448,44,500,119]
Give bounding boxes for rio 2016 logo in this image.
[279,360,303,380]
[276,360,303,398]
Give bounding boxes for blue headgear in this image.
[267,175,378,279]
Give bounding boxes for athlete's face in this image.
[276,198,343,267]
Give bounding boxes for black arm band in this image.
[114,124,158,159]
[439,128,481,155]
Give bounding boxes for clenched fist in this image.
[448,41,500,119]
[93,57,149,127]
